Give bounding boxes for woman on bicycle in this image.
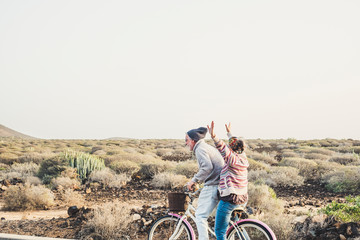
[207,121,249,240]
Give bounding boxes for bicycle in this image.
[148,188,277,240]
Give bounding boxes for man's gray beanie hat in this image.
[187,127,208,142]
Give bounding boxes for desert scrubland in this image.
[0,137,360,239]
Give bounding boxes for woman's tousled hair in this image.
[229,138,245,153]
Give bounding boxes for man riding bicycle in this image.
[185,127,224,240]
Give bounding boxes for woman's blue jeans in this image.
[215,200,241,240]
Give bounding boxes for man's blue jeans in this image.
[195,185,219,240]
[215,200,241,240]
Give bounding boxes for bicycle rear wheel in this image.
[226,219,276,240]
[148,215,193,240]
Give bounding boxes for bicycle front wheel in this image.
[148,215,193,240]
[227,219,276,240]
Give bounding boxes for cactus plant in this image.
[63,150,105,181]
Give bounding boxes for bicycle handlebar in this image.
[183,185,202,200]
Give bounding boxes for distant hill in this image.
[106,137,133,140]
[0,124,36,139]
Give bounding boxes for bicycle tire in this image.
[226,219,276,240]
[148,215,193,240]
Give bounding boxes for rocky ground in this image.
[1,179,360,240]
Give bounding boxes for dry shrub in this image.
[321,166,360,193]
[138,160,176,179]
[0,162,39,181]
[0,171,21,180]
[18,152,57,164]
[161,148,192,162]
[0,162,9,171]
[108,174,129,189]
[174,160,198,178]
[246,142,258,150]
[90,146,103,154]
[329,154,360,165]
[3,183,54,210]
[259,213,294,240]
[51,176,81,190]
[249,167,304,187]
[248,183,282,212]
[248,151,277,165]
[92,150,107,156]
[306,147,335,156]
[248,170,268,185]
[109,160,140,176]
[248,158,270,172]
[10,162,39,176]
[352,146,360,154]
[0,152,19,164]
[151,172,188,190]
[106,152,157,165]
[60,189,85,207]
[281,150,299,158]
[24,176,42,185]
[329,146,360,154]
[267,166,305,187]
[279,158,318,180]
[318,140,333,147]
[89,168,115,185]
[61,167,79,179]
[89,168,129,189]
[314,160,342,177]
[155,148,173,157]
[123,147,137,154]
[304,153,329,161]
[248,183,293,239]
[79,201,132,239]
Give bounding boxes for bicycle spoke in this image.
[148,216,192,240]
[227,221,275,240]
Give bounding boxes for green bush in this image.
[63,151,105,181]
[38,157,67,184]
[320,196,360,222]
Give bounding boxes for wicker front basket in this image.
[168,192,190,212]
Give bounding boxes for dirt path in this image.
[0,209,68,221]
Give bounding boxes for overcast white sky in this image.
[0,0,359,139]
